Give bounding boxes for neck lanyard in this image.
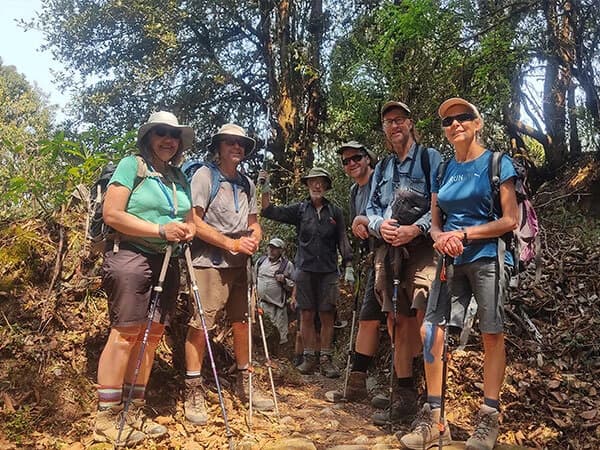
[148,164,178,218]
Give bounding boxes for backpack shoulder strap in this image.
[204,162,222,210]
[276,257,289,275]
[436,158,450,189]
[488,151,504,219]
[419,145,431,195]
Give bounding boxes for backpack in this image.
[182,160,251,213]
[436,150,541,283]
[88,155,150,253]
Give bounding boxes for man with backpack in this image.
[184,123,274,427]
[367,101,442,426]
[254,237,295,345]
[260,167,354,378]
[326,141,384,403]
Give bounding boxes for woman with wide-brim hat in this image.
[260,165,354,379]
[94,111,195,445]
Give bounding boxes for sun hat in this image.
[301,167,333,190]
[137,111,195,150]
[337,140,378,167]
[438,97,481,119]
[268,238,285,248]
[380,100,412,118]
[207,123,256,154]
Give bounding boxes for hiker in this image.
[260,166,354,378]
[327,141,383,402]
[94,111,196,445]
[184,123,274,426]
[398,98,518,450]
[367,101,442,425]
[254,237,295,345]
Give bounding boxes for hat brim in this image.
[137,123,195,151]
[301,175,332,190]
[438,98,479,118]
[381,101,411,118]
[208,133,256,155]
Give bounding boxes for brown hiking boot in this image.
[371,392,390,409]
[235,369,275,411]
[325,371,368,403]
[93,404,146,446]
[129,400,167,438]
[372,387,418,425]
[319,354,341,378]
[397,403,451,449]
[297,353,318,374]
[465,406,500,450]
[184,378,208,425]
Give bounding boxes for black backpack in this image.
[87,155,150,253]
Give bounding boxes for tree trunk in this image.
[567,80,582,158]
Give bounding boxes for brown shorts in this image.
[102,244,180,327]
[373,239,436,316]
[188,266,248,330]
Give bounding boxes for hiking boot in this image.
[129,400,167,438]
[297,353,318,374]
[465,406,500,450]
[372,387,418,425]
[325,371,368,403]
[292,354,304,367]
[319,354,341,378]
[235,370,275,411]
[397,403,451,449]
[93,404,146,446]
[184,378,208,425]
[371,392,390,409]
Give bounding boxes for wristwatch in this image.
[461,228,468,244]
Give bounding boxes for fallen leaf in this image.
[581,410,598,420]
[2,393,15,413]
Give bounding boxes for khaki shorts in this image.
[188,266,248,330]
[373,239,436,316]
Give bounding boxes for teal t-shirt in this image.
[109,155,192,253]
[434,150,517,266]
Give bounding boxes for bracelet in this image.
[158,224,167,240]
[232,239,240,253]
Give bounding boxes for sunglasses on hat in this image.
[441,112,476,128]
[153,126,182,139]
[341,154,366,166]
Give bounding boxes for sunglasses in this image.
[341,154,366,166]
[221,137,247,148]
[153,126,182,139]
[441,113,476,128]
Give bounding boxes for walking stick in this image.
[117,244,173,446]
[387,245,404,432]
[247,278,254,430]
[438,255,453,449]
[341,267,361,400]
[255,297,280,418]
[183,243,235,450]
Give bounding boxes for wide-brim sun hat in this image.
[380,100,412,118]
[137,111,195,150]
[268,238,285,248]
[438,97,481,119]
[301,166,333,190]
[337,140,378,167]
[208,123,256,155]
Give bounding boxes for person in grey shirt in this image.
[254,238,295,344]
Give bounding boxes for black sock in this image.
[351,352,373,372]
[397,377,414,389]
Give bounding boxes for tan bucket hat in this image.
[208,123,256,154]
[137,111,195,150]
[337,140,378,168]
[301,167,333,190]
[268,238,285,248]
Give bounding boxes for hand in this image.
[380,219,399,244]
[258,170,271,191]
[288,297,297,311]
[275,273,285,283]
[235,234,260,256]
[162,221,192,242]
[390,225,421,246]
[344,266,355,285]
[433,230,464,257]
[351,215,370,240]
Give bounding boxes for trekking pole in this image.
[247,265,254,430]
[387,245,403,433]
[117,244,173,446]
[255,295,280,418]
[183,243,235,450]
[438,255,453,449]
[342,266,361,400]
